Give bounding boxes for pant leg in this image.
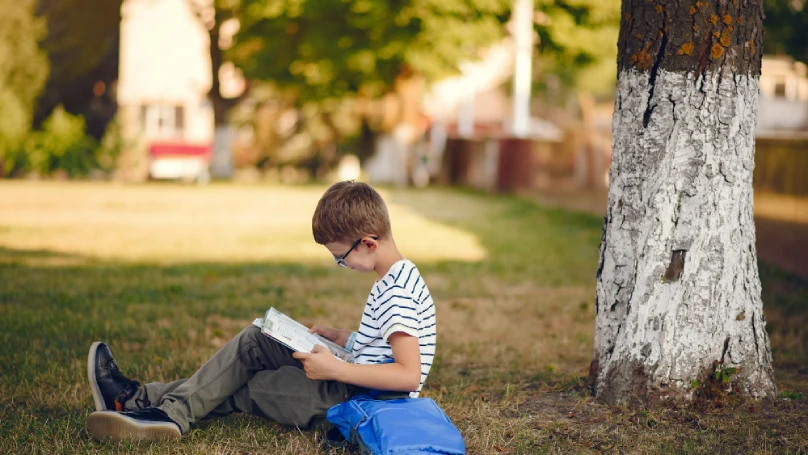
[147,325,301,433]
[123,379,188,410]
[212,366,355,429]
[135,368,358,430]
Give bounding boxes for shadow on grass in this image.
[0,246,87,262]
[756,215,808,280]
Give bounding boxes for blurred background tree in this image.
[230,0,510,167]
[762,0,808,62]
[0,0,49,176]
[232,0,509,101]
[533,0,621,100]
[35,0,121,139]
[1,0,120,178]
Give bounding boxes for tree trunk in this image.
[207,19,233,179]
[590,0,777,404]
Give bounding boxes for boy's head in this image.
[312,180,391,245]
[312,181,392,272]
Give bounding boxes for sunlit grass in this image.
[754,192,808,224]
[1,181,805,454]
[0,181,486,264]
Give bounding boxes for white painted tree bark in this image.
[590,0,777,404]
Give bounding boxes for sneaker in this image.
[87,408,182,441]
[87,341,141,412]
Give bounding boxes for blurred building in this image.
[758,55,808,134]
[422,38,562,141]
[117,0,243,181]
[755,56,808,197]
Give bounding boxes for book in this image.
[252,307,354,363]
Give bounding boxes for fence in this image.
[438,136,576,193]
[755,136,808,196]
[440,135,808,196]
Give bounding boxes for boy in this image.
[86,181,437,441]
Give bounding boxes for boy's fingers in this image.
[292,352,309,360]
[311,344,327,354]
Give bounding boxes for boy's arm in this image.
[295,332,422,392]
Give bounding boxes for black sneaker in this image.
[87,342,141,412]
[87,408,182,441]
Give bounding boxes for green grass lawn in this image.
[0,181,806,454]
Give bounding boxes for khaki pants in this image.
[123,326,362,433]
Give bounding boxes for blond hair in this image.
[312,181,391,245]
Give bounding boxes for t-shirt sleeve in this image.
[372,286,419,341]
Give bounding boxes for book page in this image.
[258,308,354,363]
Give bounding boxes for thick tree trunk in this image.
[590,0,777,404]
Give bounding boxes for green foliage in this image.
[715,365,738,384]
[0,90,31,176]
[0,0,49,175]
[95,115,125,172]
[232,0,510,100]
[24,106,99,177]
[0,0,49,113]
[762,0,808,63]
[232,0,621,106]
[535,0,621,97]
[779,390,804,400]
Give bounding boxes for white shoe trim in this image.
[87,411,182,442]
[87,342,107,412]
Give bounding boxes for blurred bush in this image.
[24,106,98,178]
[95,115,125,173]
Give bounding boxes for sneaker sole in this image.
[87,411,181,441]
[87,342,107,412]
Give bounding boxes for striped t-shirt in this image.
[352,259,436,397]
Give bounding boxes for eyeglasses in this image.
[334,236,377,268]
[334,238,363,268]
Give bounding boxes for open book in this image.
[252,307,354,363]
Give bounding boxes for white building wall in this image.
[758,57,808,132]
[119,0,213,145]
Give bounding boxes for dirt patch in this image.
[502,390,612,426]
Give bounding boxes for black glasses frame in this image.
[334,236,377,268]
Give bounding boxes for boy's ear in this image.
[363,236,378,251]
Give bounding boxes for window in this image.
[139,103,185,139]
[774,81,787,99]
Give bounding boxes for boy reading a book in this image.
[86,181,437,441]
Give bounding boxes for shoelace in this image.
[107,359,144,410]
[108,361,139,390]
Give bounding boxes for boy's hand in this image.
[293,345,342,381]
[309,325,349,347]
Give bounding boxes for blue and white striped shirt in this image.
[352,259,436,397]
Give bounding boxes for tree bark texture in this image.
[590,0,777,404]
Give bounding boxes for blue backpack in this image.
[325,395,466,455]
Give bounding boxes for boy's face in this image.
[325,236,377,272]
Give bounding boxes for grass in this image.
[0,181,806,454]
